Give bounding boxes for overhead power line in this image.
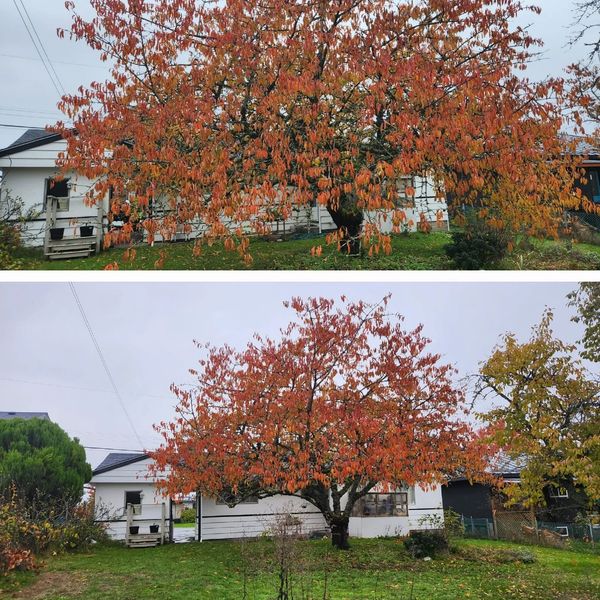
[12,0,65,98]
[69,282,144,448]
[0,123,47,130]
[0,52,108,70]
[84,445,146,453]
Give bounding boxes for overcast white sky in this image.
[0,282,587,468]
[0,0,595,149]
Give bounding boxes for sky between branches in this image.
[0,0,595,149]
[0,282,585,468]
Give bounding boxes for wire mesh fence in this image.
[460,513,599,547]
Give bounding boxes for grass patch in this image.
[2,538,598,599]
[11,231,600,270]
[13,232,453,271]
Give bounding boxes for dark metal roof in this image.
[563,134,600,158]
[0,128,63,158]
[93,452,149,475]
[0,411,50,420]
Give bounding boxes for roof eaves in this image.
[92,453,149,476]
[0,132,64,159]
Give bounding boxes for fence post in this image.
[161,502,166,545]
[470,516,474,536]
[590,523,595,548]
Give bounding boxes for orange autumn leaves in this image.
[54,0,586,262]
[150,296,492,506]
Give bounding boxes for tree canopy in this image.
[568,282,600,362]
[56,0,584,261]
[0,418,91,505]
[478,310,600,508]
[151,296,489,548]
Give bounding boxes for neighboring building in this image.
[91,452,445,543]
[571,135,600,205]
[0,129,449,256]
[0,411,50,420]
[442,457,591,524]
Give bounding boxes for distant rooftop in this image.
[93,452,148,475]
[0,128,63,158]
[0,411,50,420]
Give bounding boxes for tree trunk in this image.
[330,516,350,550]
[326,197,363,256]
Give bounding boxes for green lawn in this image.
[12,231,600,270]
[3,538,598,599]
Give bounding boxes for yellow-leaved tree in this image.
[477,309,600,509]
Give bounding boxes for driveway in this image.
[172,526,196,543]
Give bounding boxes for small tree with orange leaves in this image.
[55,0,584,262]
[151,296,489,549]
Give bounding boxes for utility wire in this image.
[69,282,144,448]
[84,445,147,453]
[12,0,65,98]
[15,0,66,95]
[0,123,47,130]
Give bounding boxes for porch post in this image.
[96,203,104,253]
[168,498,174,543]
[161,502,166,545]
[196,491,202,542]
[43,197,56,258]
[126,503,132,546]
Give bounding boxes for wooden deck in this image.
[125,503,168,549]
[45,236,98,260]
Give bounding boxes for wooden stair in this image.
[45,236,97,260]
[127,533,162,549]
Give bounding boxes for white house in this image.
[0,129,449,258]
[91,453,445,545]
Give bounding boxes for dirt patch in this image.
[10,571,88,599]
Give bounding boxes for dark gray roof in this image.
[563,133,600,158]
[93,452,148,475]
[0,411,50,420]
[0,128,63,158]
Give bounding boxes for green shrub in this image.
[0,488,108,575]
[443,509,465,538]
[403,530,449,559]
[445,222,509,269]
[180,507,196,523]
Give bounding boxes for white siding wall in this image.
[348,485,444,539]
[91,458,169,541]
[201,495,328,541]
[1,141,447,249]
[0,163,109,247]
[91,455,444,542]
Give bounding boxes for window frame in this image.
[351,491,409,518]
[394,175,416,209]
[124,490,143,515]
[547,485,569,499]
[44,177,70,212]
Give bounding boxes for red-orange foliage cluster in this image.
[54,1,586,260]
[151,296,492,548]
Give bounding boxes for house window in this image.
[45,177,70,212]
[125,491,142,515]
[548,485,569,499]
[395,176,415,208]
[351,492,409,517]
